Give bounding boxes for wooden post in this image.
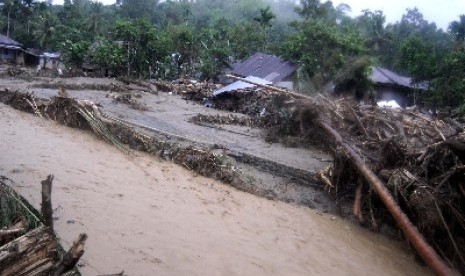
[41,174,54,232]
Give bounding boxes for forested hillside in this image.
[1,0,464,110]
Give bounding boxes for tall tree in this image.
[357,10,389,54]
[449,15,465,49]
[280,20,366,89]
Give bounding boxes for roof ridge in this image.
[376,67,398,85]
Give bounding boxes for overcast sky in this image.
[61,0,464,31]
[331,0,465,30]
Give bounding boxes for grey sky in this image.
[55,0,464,30]
[331,0,465,30]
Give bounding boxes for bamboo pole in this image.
[317,120,456,276]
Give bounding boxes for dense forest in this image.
[1,0,465,110]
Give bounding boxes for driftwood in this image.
[317,120,456,276]
[41,174,54,232]
[54,233,88,275]
[0,221,26,242]
[0,226,60,276]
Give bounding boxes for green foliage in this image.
[449,15,465,49]
[113,19,172,78]
[334,56,374,99]
[457,102,465,117]
[281,20,366,87]
[61,39,90,66]
[430,50,465,107]
[93,40,126,74]
[399,35,438,81]
[117,0,159,21]
[356,10,390,54]
[198,21,231,80]
[0,0,463,111]
[254,6,275,28]
[228,21,265,60]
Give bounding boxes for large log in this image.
[317,120,457,276]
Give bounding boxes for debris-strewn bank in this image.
[2,81,463,273]
[0,176,82,275]
[213,88,465,274]
[167,81,464,273]
[0,89,295,202]
[1,103,434,275]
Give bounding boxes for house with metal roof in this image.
[231,52,297,86]
[215,52,312,96]
[0,34,23,64]
[370,66,427,107]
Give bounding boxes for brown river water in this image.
[0,104,431,275]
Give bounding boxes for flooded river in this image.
[0,104,431,275]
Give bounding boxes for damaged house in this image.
[23,48,62,70]
[370,66,427,108]
[0,34,23,64]
[218,52,311,95]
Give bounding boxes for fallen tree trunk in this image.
[317,120,456,276]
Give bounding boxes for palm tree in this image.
[87,1,104,37]
[1,0,18,37]
[358,10,390,53]
[32,11,61,50]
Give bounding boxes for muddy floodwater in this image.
[0,103,432,275]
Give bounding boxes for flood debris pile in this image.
[0,89,248,192]
[0,176,82,275]
[151,79,220,101]
[191,90,325,148]
[189,113,262,128]
[0,177,41,247]
[212,88,271,114]
[289,96,465,273]
[106,91,148,111]
[106,122,243,185]
[32,81,138,92]
[194,85,464,272]
[3,90,90,129]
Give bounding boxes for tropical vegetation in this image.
[1,0,464,110]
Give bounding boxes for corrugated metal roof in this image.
[0,34,22,48]
[213,76,271,96]
[24,48,43,56]
[232,52,297,83]
[370,66,412,88]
